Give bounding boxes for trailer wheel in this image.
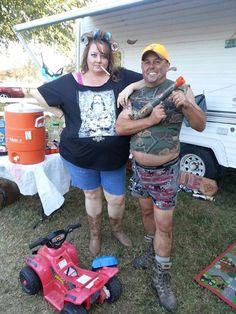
[180,145,219,179]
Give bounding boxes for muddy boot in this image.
[133,235,154,269]
[109,217,132,247]
[87,214,102,257]
[152,260,177,313]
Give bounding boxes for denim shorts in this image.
[133,158,180,210]
[62,158,126,196]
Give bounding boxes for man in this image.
[116,43,206,312]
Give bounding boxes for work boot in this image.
[87,213,102,257]
[133,235,154,269]
[152,260,177,313]
[109,217,132,247]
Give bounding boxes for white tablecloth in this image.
[0,153,71,216]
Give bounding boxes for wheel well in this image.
[180,143,221,179]
[180,143,217,163]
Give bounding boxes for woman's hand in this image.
[117,84,135,108]
[117,79,145,108]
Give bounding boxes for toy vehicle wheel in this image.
[60,303,87,314]
[19,266,42,295]
[104,276,122,302]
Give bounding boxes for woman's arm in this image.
[29,88,63,117]
[117,79,145,108]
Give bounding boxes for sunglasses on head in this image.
[93,29,111,44]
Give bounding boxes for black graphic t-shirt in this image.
[38,68,142,170]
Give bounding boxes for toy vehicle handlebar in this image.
[130,76,185,120]
[65,223,81,233]
[29,223,82,250]
[29,238,47,250]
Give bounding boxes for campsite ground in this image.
[0,170,235,314]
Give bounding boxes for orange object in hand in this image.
[130,76,186,120]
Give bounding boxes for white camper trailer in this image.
[14,0,236,179]
[78,0,236,179]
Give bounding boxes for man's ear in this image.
[168,66,177,72]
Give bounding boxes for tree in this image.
[0,0,90,52]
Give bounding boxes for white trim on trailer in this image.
[13,0,157,32]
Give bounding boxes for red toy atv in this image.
[19,223,122,313]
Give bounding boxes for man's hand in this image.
[148,104,166,124]
[172,87,206,132]
[171,90,189,108]
[116,103,166,136]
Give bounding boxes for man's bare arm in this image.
[172,87,206,132]
[116,104,166,136]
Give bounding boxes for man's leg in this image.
[133,197,156,269]
[84,187,103,257]
[139,197,156,235]
[129,161,156,268]
[153,206,173,256]
[152,206,177,313]
[133,158,180,312]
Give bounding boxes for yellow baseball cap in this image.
[142,43,170,63]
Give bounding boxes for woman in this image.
[34,30,143,256]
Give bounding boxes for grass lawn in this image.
[0,169,235,314]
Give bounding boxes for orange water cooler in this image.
[5,103,45,164]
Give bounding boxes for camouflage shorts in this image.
[128,160,149,198]
[128,158,180,210]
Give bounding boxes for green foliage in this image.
[0,0,90,52]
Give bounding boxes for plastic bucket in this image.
[5,103,45,164]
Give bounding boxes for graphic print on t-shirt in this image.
[78,90,116,139]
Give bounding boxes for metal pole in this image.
[13,31,50,81]
[12,0,157,80]
[13,32,41,72]
[75,19,81,71]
